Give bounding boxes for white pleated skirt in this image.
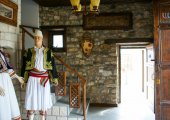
[25,76,52,111]
[0,73,20,120]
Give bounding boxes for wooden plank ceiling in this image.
[33,0,152,7]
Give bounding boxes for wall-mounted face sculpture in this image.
[81,32,94,57]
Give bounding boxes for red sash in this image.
[29,68,49,87]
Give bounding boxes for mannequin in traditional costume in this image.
[0,48,24,120]
[21,30,58,120]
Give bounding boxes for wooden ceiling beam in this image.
[104,38,153,44]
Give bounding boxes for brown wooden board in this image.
[157,29,170,120]
[104,38,153,44]
[83,12,132,30]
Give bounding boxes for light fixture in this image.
[70,0,100,15]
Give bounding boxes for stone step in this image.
[56,94,91,117]
[70,98,91,116]
[21,94,89,120]
[21,102,70,120]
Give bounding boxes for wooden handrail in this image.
[54,55,86,84]
[20,25,39,29]
[20,26,34,38]
[20,25,87,120]
[54,54,87,120]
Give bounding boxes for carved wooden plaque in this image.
[83,12,132,30]
[160,4,170,24]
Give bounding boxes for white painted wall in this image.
[21,0,39,27]
[21,0,39,49]
[24,28,35,49]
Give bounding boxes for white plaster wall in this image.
[21,0,39,27]
[21,0,39,49]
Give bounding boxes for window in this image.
[48,28,66,52]
[53,35,63,48]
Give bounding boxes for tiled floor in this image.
[87,95,155,120]
[87,79,155,120]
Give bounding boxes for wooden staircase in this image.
[20,25,89,120]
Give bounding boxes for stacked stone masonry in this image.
[39,3,153,105]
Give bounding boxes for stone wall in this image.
[0,0,22,107]
[39,3,153,104]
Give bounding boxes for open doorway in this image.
[119,47,155,120]
[121,48,144,102]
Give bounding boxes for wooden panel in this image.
[83,13,132,30]
[160,105,170,120]
[160,68,170,100]
[157,28,170,120]
[160,30,170,64]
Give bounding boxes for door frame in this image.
[117,44,153,104]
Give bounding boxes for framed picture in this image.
[0,0,18,26]
[83,12,133,30]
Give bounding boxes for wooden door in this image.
[145,44,155,112]
[153,0,170,119]
[158,29,170,120]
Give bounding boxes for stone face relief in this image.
[81,32,94,57]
